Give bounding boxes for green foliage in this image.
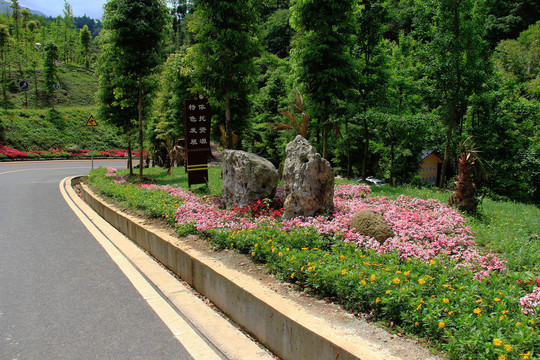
[210,222,539,360]
[413,0,492,187]
[290,0,359,157]
[43,42,58,104]
[87,167,540,360]
[187,0,261,148]
[102,0,170,179]
[263,8,293,58]
[0,107,124,151]
[467,81,540,204]
[85,167,183,225]
[152,49,192,142]
[79,24,91,68]
[493,21,540,100]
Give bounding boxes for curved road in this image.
[0,160,194,359]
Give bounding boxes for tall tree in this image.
[413,0,491,187]
[102,0,169,180]
[0,24,10,109]
[153,50,192,142]
[187,0,260,149]
[43,42,58,110]
[290,0,359,159]
[353,0,389,180]
[62,0,75,62]
[79,24,91,68]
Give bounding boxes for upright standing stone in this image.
[282,136,334,219]
[222,150,279,207]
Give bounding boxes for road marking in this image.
[59,177,224,360]
[0,167,88,175]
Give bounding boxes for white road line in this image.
[59,177,223,360]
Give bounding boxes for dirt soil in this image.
[77,183,445,360]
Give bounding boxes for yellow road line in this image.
[59,177,223,360]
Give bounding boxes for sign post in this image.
[85,115,98,170]
[184,98,211,188]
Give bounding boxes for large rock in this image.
[222,150,279,207]
[282,136,334,219]
[350,210,394,244]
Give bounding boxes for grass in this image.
[85,166,540,360]
[0,107,125,151]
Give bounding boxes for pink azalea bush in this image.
[0,142,28,157]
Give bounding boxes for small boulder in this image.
[282,136,334,219]
[350,210,394,244]
[222,150,279,207]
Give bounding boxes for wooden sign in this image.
[184,98,211,187]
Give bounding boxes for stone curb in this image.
[76,178,410,360]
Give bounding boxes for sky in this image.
[20,0,107,20]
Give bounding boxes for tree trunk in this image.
[225,88,232,149]
[362,115,369,182]
[390,140,395,186]
[322,126,328,160]
[345,119,351,178]
[138,74,144,181]
[127,135,133,176]
[440,107,455,188]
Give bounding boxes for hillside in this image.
[4,63,98,110]
[0,107,125,152]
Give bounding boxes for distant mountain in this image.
[0,3,47,17]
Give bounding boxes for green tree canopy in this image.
[187,0,261,149]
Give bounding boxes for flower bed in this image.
[0,143,141,160]
[87,168,539,360]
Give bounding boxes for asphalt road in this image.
[0,160,194,360]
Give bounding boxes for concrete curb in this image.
[76,178,412,360]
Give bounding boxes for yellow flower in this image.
[438,322,445,328]
[251,252,256,256]
[291,273,295,279]
[418,278,426,285]
[443,298,450,304]
[376,297,381,303]
[386,290,392,294]
[370,274,377,281]
[341,269,347,275]
[414,322,419,326]
[516,322,521,327]
[494,298,501,302]
[476,298,483,303]
[502,310,510,315]
[499,355,506,360]
[404,271,411,276]
[504,344,512,352]
[493,339,503,346]
[361,280,367,285]
[500,315,505,321]
[340,255,345,260]
[278,252,283,257]
[393,277,401,284]
[473,308,482,315]
[430,259,436,265]
[520,352,531,359]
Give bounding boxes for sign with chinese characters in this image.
[184,98,211,187]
